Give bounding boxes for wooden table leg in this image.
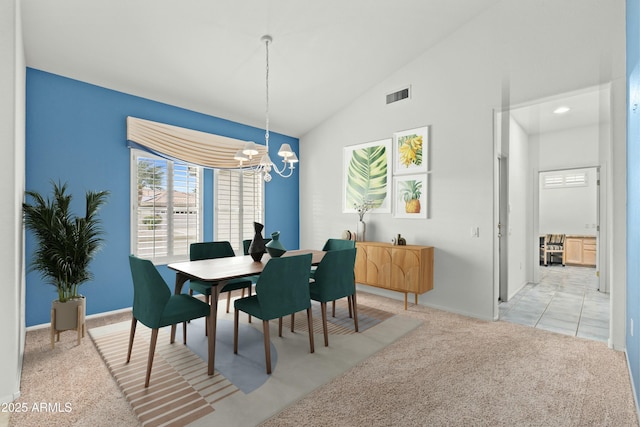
[415,293,418,306]
[171,273,190,343]
[404,292,408,310]
[171,273,225,376]
[207,281,224,375]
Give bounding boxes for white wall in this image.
[537,125,600,170]
[299,0,625,322]
[539,167,598,236]
[0,0,26,403]
[507,117,530,299]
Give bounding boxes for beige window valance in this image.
[126,116,267,169]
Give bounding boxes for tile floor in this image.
[499,265,609,342]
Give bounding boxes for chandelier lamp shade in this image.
[235,35,298,182]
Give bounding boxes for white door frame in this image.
[493,84,612,324]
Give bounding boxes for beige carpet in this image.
[262,295,639,427]
[87,300,407,426]
[10,292,640,427]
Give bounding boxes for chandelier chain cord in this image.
[265,38,270,149]
[235,35,294,181]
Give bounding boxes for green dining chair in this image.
[242,237,272,287]
[242,237,272,256]
[310,248,358,347]
[313,238,357,317]
[188,241,253,324]
[310,238,355,277]
[322,238,356,251]
[233,253,314,374]
[127,255,211,387]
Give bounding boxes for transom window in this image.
[130,149,203,263]
[543,172,588,189]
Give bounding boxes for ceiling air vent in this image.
[386,86,410,104]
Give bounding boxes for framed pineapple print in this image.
[393,174,427,219]
[343,139,392,214]
[393,126,428,175]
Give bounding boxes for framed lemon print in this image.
[393,174,428,219]
[393,126,428,175]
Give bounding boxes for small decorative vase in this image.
[357,220,366,242]
[249,222,267,261]
[265,231,287,257]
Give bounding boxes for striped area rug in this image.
[91,324,239,426]
[90,299,400,427]
[285,299,394,335]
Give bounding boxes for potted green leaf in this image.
[23,181,109,347]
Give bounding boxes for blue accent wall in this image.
[628,0,640,406]
[25,68,299,326]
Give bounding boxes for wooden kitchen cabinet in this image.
[355,242,434,309]
[564,236,596,267]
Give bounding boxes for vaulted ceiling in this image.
[20,0,503,137]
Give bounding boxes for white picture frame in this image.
[393,173,428,219]
[393,126,429,175]
[343,139,392,214]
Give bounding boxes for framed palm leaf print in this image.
[393,126,429,175]
[343,139,392,213]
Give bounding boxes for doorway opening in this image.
[493,84,610,342]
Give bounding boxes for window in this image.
[543,172,588,189]
[214,169,264,254]
[131,149,203,263]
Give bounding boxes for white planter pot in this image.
[51,296,86,348]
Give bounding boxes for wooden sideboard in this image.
[355,241,434,310]
[565,235,596,266]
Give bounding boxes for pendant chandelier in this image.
[234,35,298,182]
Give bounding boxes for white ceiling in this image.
[509,87,610,136]
[20,0,504,137]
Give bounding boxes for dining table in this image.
[167,249,326,375]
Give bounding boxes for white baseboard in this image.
[0,390,20,404]
[625,350,640,425]
[26,306,132,332]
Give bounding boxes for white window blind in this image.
[543,172,588,189]
[131,149,202,263]
[564,173,587,186]
[215,169,264,254]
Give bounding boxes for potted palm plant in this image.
[23,181,109,346]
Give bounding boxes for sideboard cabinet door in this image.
[355,242,434,309]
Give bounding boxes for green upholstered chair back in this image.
[242,238,272,255]
[322,238,356,251]
[128,255,171,329]
[311,248,357,302]
[190,241,235,261]
[255,253,312,320]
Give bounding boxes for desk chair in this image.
[127,255,211,387]
[233,254,314,374]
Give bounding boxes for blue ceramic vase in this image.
[265,231,286,257]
